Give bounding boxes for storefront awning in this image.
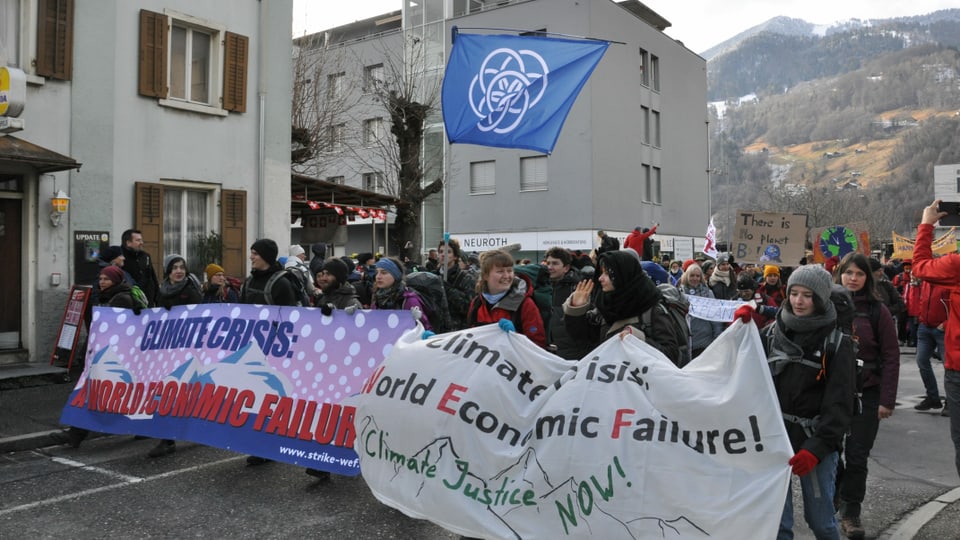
[291,173,401,209]
[0,135,81,173]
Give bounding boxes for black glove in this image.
[320,303,333,316]
[132,306,143,316]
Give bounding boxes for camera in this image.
[938,201,960,227]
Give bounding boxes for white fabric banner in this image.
[687,294,747,322]
[350,322,792,539]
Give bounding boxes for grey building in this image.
[299,0,709,261]
[0,0,292,369]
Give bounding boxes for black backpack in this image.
[405,271,452,333]
[244,269,310,306]
[513,264,553,329]
[641,284,692,368]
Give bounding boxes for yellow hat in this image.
[205,263,225,282]
[763,265,780,278]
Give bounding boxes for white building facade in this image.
[0,0,292,368]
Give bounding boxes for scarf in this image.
[709,270,730,288]
[595,251,661,325]
[374,284,406,309]
[768,301,837,368]
[683,283,713,298]
[482,290,509,305]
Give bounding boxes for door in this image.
[0,197,22,349]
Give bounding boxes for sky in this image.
[291,0,958,54]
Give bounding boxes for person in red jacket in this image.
[623,223,658,260]
[912,278,950,412]
[903,276,922,347]
[466,249,547,348]
[892,260,913,342]
[912,200,960,478]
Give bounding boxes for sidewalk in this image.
[0,372,77,453]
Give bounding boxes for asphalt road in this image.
[1,346,957,539]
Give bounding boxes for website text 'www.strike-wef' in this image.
[70,379,356,448]
[278,446,359,467]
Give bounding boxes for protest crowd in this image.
[53,199,960,540]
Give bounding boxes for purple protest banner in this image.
[60,304,419,475]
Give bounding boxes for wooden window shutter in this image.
[220,189,247,277]
[134,182,165,280]
[36,0,74,80]
[222,32,249,112]
[138,10,168,98]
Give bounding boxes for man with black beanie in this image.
[316,258,361,312]
[240,239,296,306]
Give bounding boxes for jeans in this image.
[945,370,960,479]
[778,451,840,540]
[838,387,880,518]
[916,324,945,400]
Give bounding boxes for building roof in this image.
[0,135,81,173]
[291,173,400,209]
[616,0,671,31]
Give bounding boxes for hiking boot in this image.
[305,468,331,480]
[840,516,865,540]
[915,397,943,411]
[147,439,175,458]
[246,456,272,466]
[942,402,950,417]
[50,427,88,449]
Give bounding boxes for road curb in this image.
[883,486,960,540]
[0,430,62,454]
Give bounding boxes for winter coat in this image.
[318,282,362,311]
[912,223,960,372]
[680,284,724,351]
[99,282,136,309]
[371,284,433,332]
[548,268,593,360]
[157,275,203,309]
[851,293,900,409]
[241,263,297,306]
[873,277,905,319]
[761,313,856,459]
[438,265,478,331]
[903,280,922,317]
[121,247,160,306]
[202,282,239,304]
[623,226,657,256]
[708,270,737,301]
[468,275,547,348]
[917,280,950,328]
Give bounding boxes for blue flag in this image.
[442,32,609,154]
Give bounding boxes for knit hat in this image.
[682,259,697,272]
[205,263,225,282]
[251,239,279,265]
[357,252,375,266]
[375,257,403,282]
[868,258,882,272]
[640,260,669,286]
[763,265,780,278]
[717,252,731,264]
[99,245,123,264]
[736,273,758,291]
[321,258,349,285]
[163,254,185,276]
[340,255,356,273]
[289,244,306,258]
[787,265,833,308]
[701,260,716,274]
[100,265,124,285]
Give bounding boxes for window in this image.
[0,0,19,68]
[650,55,660,92]
[138,10,248,114]
[363,117,384,146]
[327,176,345,185]
[653,166,662,204]
[327,123,345,152]
[363,172,385,193]
[652,110,661,147]
[37,0,75,80]
[135,182,247,278]
[163,187,210,270]
[638,47,649,87]
[327,72,345,99]
[641,106,650,145]
[520,156,547,191]
[469,161,495,195]
[363,64,383,92]
[642,164,651,202]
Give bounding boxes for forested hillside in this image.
[708,11,960,248]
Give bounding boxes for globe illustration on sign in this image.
[819,226,859,258]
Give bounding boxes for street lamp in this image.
[50,190,70,227]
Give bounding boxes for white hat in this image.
[288,245,306,258]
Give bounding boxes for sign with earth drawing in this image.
[809,222,870,263]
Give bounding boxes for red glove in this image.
[733,303,755,324]
[788,449,819,476]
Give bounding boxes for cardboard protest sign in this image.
[60,305,417,475]
[809,222,870,263]
[733,211,807,265]
[350,323,792,539]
